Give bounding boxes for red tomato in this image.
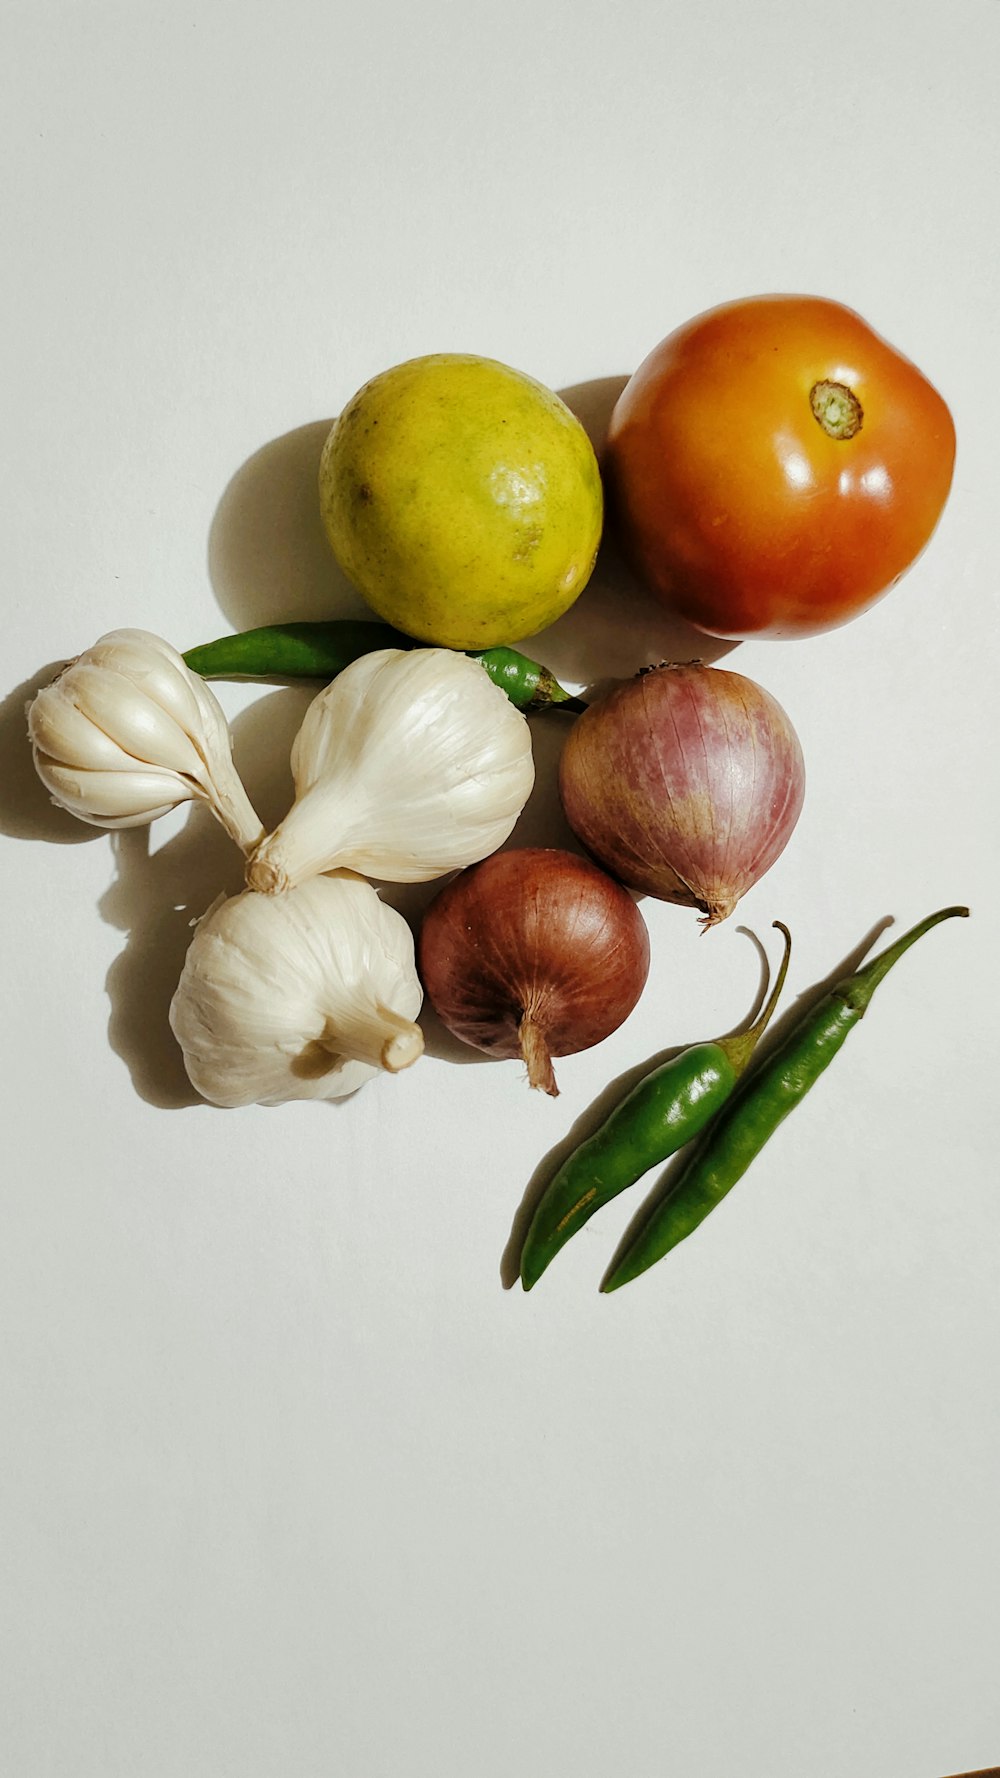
[604,295,956,640]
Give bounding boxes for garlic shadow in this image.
[205,420,372,637]
[98,686,313,1108]
[227,682,314,833]
[92,666,577,1092]
[100,813,239,1108]
[0,662,103,844]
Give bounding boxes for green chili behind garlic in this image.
[169,871,424,1107]
[246,647,535,895]
[27,628,264,852]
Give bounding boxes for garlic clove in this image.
[169,871,425,1107]
[85,629,209,734]
[33,758,190,827]
[57,661,209,779]
[247,647,535,894]
[28,683,153,775]
[27,628,265,853]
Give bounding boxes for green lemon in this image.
[318,353,603,649]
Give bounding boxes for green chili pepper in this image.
[183,620,587,713]
[601,904,970,1294]
[519,922,792,1290]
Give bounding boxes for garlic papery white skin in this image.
[27,628,265,852]
[169,871,425,1107]
[246,647,535,895]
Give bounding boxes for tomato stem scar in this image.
[810,379,863,439]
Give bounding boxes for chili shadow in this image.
[499,922,777,1289]
[598,913,896,1292]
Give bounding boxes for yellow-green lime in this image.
[318,353,603,649]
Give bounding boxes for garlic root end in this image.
[380,1024,425,1073]
[246,845,291,895]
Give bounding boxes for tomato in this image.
[604,295,956,640]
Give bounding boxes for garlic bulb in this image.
[27,628,264,851]
[247,648,535,894]
[169,871,424,1107]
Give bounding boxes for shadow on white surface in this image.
[501,911,905,1290]
[498,922,775,1288]
[100,813,240,1109]
[205,418,369,636]
[0,663,104,845]
[201,381,737,695]
[4,381,746,1110]
[537,377,739,694]
[183,379,741,1092]
[596,912,897,1292]
[97,688,312,1109]
[197,389,731,1089]
[91,683,505,1102]
[500,1036,692,1290]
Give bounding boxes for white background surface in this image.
[2,4,998,1774]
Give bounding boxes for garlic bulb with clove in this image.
[246,647,535,895]
[27,628,264,852]
[169,870,424,1107]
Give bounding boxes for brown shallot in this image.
[417,847,650,1095]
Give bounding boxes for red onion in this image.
[558,662,805,926]
[417,847,650,1095]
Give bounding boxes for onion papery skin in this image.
[417,847,650,1095]
[558,663,805,926]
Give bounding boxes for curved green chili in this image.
[601,904,970,1294]
[183,620,587,713]
[520,923,792,1290]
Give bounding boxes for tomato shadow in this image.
[534,377,738,697]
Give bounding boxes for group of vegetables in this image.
[27,292,967,1292]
